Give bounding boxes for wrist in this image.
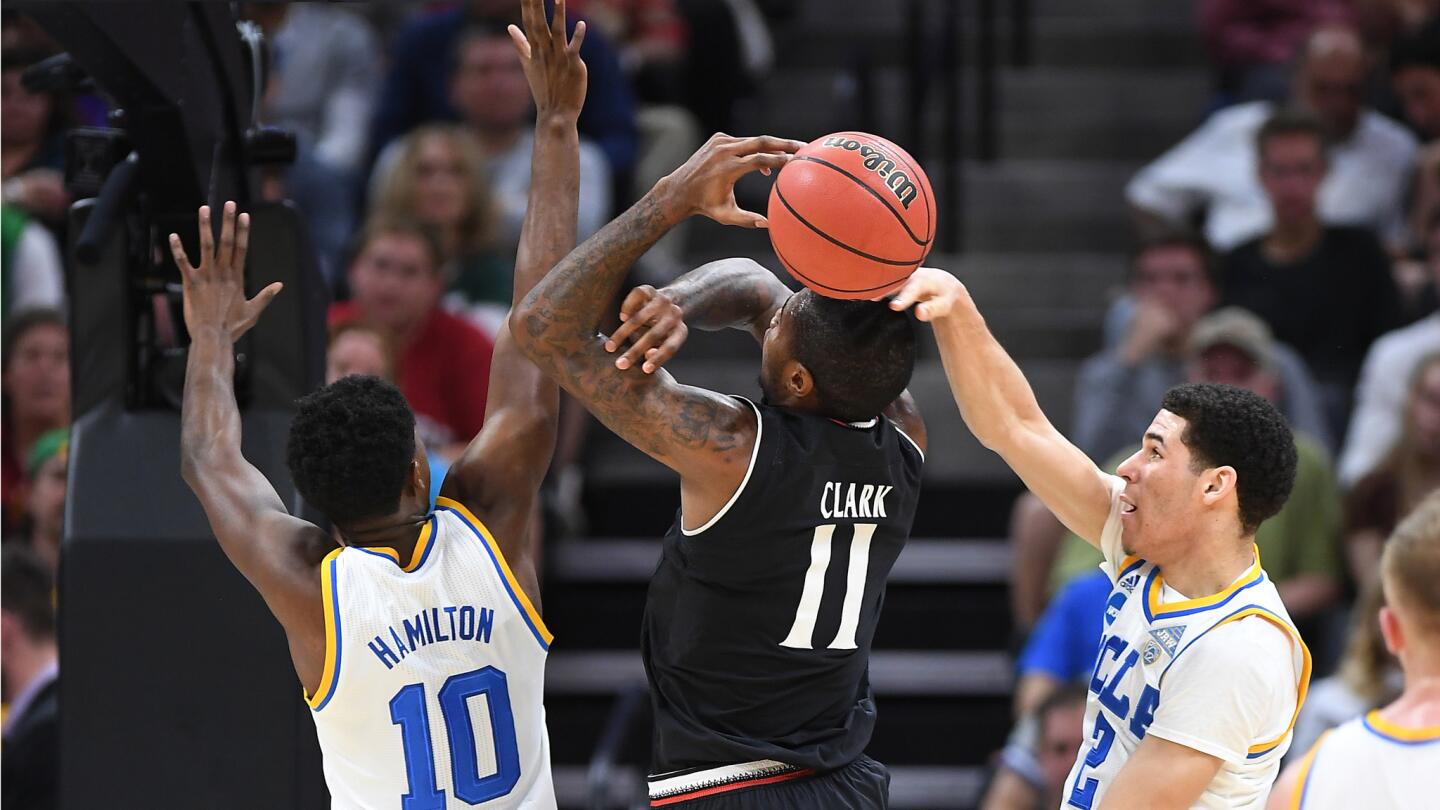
[646,177,692,226]
[534,111,580,132]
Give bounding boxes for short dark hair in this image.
[1035,682,1089,728]
[2,307,65,371]
[2,544,55,640]
[790,292,916,422]
[1161,383,1297,535]
[1391,17,1440,75]
[452,20,512,72]
[1255,108,1329,162]
[1130,229,1217,289]
[286,375,417,525]
[349,217,445,274]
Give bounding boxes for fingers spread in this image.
[569,19,587,52]
[168,233,194,278]
[234,212,252,273]
[644,325,688,373]
[197,205,214,268]
[551,0,567,40]
[728,135,808,155]
[508,24,533,59]
[218,201,237,269]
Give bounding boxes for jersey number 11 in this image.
[780,523,877,650]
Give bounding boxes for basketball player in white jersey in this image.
[173,2,585,806]
[1266,493,1440,809]
[888,268,1310,809]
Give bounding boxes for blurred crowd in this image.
[5,1,1440,808]
[985,3,1440,808]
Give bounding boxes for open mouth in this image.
[1119,496,1137,515]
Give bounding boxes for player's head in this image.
[1114,384,1297,560]
[1390,17,1440,139]
[1379,493,1440,667]
[1294,24,1367,139]
[286,375,430,530]
[758,289,916,422]
[346,218,446,334]
[1256,109,1328,227]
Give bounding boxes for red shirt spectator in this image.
[330,219,492,454]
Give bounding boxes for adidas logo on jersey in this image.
[1119,574,1141,593]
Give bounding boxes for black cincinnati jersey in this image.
[641,396,925,773]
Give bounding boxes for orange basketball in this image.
[767,131,936,299]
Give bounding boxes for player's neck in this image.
[338,511,430,559]
[1382,673,1440,728]
[1158,538,1254,599]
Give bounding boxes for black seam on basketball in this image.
[794,156,928,247]
[774,186,926,267]
[773,240,910,294]
[828,133,934,242]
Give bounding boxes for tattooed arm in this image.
[512,134,802,528]
[602,258,793,373]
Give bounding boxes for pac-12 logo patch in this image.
[1143,642,1161,664]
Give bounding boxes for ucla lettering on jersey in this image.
[1063,475,1312,810]
[307,497,556,810]
[1289,711,1440,810]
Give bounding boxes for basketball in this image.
[767,131,936,300]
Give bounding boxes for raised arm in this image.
[173,203,334,691]
[889,268,1108,544]
[511,134,802,524]
[440,0,585,590]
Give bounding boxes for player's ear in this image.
[788,360,814,399]
[1379,605,1404,657]
[1199,465,1236,505]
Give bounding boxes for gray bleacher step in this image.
[546,650,1013,697]
[553,538,1012,584]
[962,158,1140,252]
[552,765,985,809]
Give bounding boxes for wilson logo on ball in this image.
[820,137,919,210]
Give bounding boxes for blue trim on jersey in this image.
[312,556,344,711]
[1362,715,1440,746]
[408,514,439,572]
[435,505,550,651]
[1141,568,1266,622]
[354,546,397,561]
[1117,558,1146,580]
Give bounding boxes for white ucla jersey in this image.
[306,496,556,809]
[1289,710,1440,810]
[1061,475,1311,810]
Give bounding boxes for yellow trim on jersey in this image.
[365,545,402,563]
[1365,710,1440,742]
[1119,554,1142,571]
[1289,729,1330,810]
[402,518,435,572]
[434,497,554,645]
[1147,546,1263,617]
[304,547,346,709]
[1207,606,1311,755]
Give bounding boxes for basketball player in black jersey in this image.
[513,137,927,808]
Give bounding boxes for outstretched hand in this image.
[509,0,587,120]
[660,133,807,228]
[886,267,965,322]
[604,284,689,373]
[170,202,282,343]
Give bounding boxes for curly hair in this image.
[286,375,417,525]
[789,290,916,423]
[1161,383,1297,535]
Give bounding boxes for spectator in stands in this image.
[1221,109,1402,434]
[1,203,64,317]
[1288,576,1401,759]
[1017,308,1343,635]
[19,428,66,575]
[329,218,492,459]
[1340,216,1440,487]
[570,0,688,102]
[1127,25,1417,251]
[1199,0,1353,105]
[1,48,68,227]
[244,2,382,288]
[371,125,513,334]
[1390,16,1440,140]
[1,309,68,537]
[1344,353,1440,586]
[980,683,1089,810]
[369,0,638,178]
[447,23,611,254]
[1,544,58,810]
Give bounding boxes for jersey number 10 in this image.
[780,523,877,650]
[390,665,520,808]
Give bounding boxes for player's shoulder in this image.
[1179,612,1295,677]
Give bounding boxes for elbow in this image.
[507,305,542,359]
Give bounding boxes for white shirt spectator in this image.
[1338,313,1440,487]
[487,130,612,251]
[7,220,65,315]
[1127,101,1417,251]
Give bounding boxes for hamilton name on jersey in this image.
[820,482,895,520]
[365,603,500,670]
